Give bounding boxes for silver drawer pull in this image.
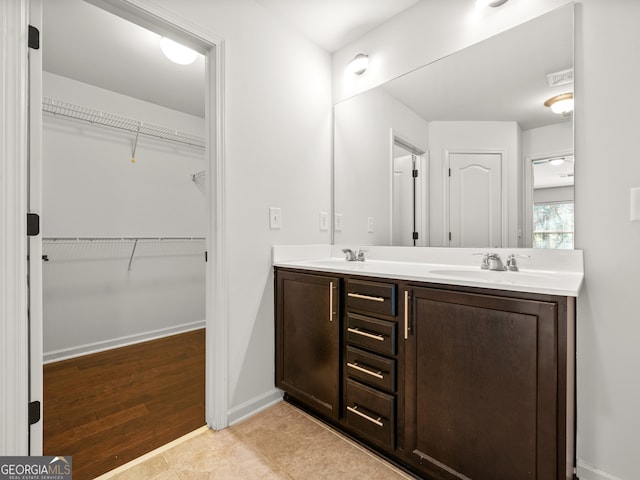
[347,405,384,427]
[347,362,384,379]
[347,327,385,342]
[348,292,385,302]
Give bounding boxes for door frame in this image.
[389,129,428,246]
[443,148,508,248]
[0,0,31,456]
[0,0,228,455]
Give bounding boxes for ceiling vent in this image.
[546,68,574,87]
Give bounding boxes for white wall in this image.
[428,121,521,247]
[333,1,640,479]
[574,1,640,479]
[334,87,428,245]
[145,0,333,422]
[42,73,206,361]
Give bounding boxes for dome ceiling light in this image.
[160,37,198,65]
[544,93,574,115]
[346,53,369,75]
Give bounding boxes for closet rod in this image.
[43,237,205,242]
[42,97,206,150]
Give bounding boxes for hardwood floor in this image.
[44,329,205,480]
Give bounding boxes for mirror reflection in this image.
[334,5,574,248]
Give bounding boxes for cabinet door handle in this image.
[347,327,385,342]
[347,405,384,427]
[404,290,409,340]
[329,281,334,322]
[347,292,385,302]
[346,362,384,379]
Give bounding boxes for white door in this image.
[28,0,44,455]
[392,154,416,246]
[449,152,502,248]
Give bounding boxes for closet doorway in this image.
[30,0,225,476]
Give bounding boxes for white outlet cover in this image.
[269,207,282,229]
[367,217,374,233]
[335,213,343,232]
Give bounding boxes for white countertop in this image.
[273,245,584,297]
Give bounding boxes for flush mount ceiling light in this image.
[476,0,509,7]
[549,157,566,166]
[160,37,198,65]
[544,93,574,114]
[346,53,369,75]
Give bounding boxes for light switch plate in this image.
[269,207,282,229]
[319,212,329,231]
[631,188,640,221]
[335,213,343,232]
[367,217,374,233]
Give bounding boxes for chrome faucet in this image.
[480,253,505,271]
[505,253,530,271]
[341,248,366,262]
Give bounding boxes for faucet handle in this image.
[341,248,356,261]
[473,252,491,269]
[356,249,367,261]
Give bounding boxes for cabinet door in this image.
[275,270,340,419]
[404,287,558,480]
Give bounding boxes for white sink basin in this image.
[429,269,558,284]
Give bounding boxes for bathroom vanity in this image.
[274,246,582,480]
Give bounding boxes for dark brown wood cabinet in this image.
[403,286,566,480]
[274,267,575,480]
[275,270,340,419]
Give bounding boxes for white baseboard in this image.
[43,320,205,364]
[577,460,626,480]
[227,388,283,426]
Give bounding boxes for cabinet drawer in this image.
[347,313,396,356]
[345,379,395,449]
[346,346,396,393]
[346,279,397,316]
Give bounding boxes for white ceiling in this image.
[254,0,421,53]
[42,0,421,118]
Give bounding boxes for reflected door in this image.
[392,154,417,246]
[449,153,502,247]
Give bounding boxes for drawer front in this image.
[346,346,396,393]
[347,313,396,356]
[346,279,397,316]
[345,379,395,449]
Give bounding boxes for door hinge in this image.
[205,251,208,262]
[29,401,41,425]
[412,169,418,178]
[412,232,419,240]
[448,168,451,177]
[449,232,452,241]
[27,213,40,236]
[28,26,40,50]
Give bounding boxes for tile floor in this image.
[95,401,415,480]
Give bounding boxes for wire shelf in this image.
[42,97,206,150]
[42,237,206,264]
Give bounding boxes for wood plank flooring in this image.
[44,329,205,480]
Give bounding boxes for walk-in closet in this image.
[40,1,207,478]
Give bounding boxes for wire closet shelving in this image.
[42,237,206,271]
[42,97,206,150]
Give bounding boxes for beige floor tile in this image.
[107,401,413,480]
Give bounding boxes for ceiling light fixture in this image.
[549,157,565,166]
[476,0,509,7]
[544,93,574,114]
[346,54,369,75]
[160,37,198,65]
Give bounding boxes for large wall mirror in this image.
[334,4,574,249]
